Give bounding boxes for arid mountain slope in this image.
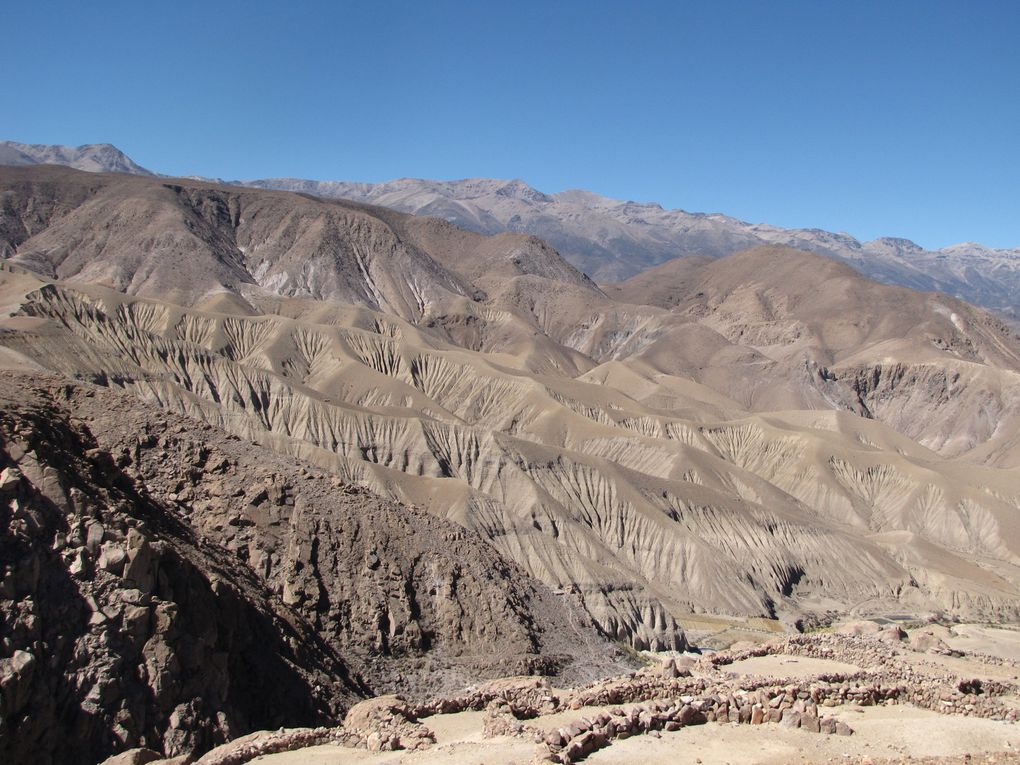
[3,166,1020,661]
[4,169,1020,460]
[0,166,595,324]
[0,166,474,316]
[245,175,1020,320]
[604,247,1020,460]
[0,372,626,765]
[0,376,359,765]
[3,141,1018,320]
[3,266,1020,653]
[0,140,153,175]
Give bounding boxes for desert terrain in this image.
[185,623,1020,765]
[0,164,1018,764]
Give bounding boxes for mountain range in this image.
[3,152,1020,763]
[3,164,1020,639]
[3,139,1016,321]
[246,177,1020,323]
[0,140,154,176]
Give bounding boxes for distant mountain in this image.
[246,177,1020,321]
[0,165,598,320]
[2,140,1018,320]
[0,139,154,175]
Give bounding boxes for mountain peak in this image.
[0,139,154,176]
[492,178,550,202]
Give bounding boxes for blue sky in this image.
[2,0,1017,249]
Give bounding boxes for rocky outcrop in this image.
[0,374,628,765]
[0,381,358,765]
[340,696,435,751]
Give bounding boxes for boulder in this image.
[0,465,22,490]
[344,695,412,732]
[879,625,907,644]
[800,711,821,733]
[835,620,882,636]
[660,658,680,678]
[677,704,707,726]
[910,629,957,655]
[98,542,128,575]
[0,650,36,715]
[86,522,106,555]
[98,748,163,765]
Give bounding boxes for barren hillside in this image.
[4,142,1018,320]
[0,373,627,765]
[2,166,1019,650]
[3,164,1020,763]
[0,140,154,175]
[246,175,1020,320]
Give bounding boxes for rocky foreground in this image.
[97,624,1020,765]
[0,373,629,765]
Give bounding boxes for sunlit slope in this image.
[4,168,1020,647]
[5,167,1020,465]
[4,270,1019,650]
[603,247,1020,462]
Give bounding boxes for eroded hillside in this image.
[2,166,1020,661]
[4,268,1020,650]
[243,174,1020,320]
[0,373,626,765]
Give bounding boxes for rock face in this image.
[71,376,625,692]
[0,374,627,765]
[0,379,356,764]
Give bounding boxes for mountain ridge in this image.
[0,140,154,176]
[247,175,1020,321]
[3,140,1018,322]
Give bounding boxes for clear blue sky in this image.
[2,0,1018,249]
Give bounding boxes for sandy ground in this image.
[251,709,534,764]
[901,624,1020,693]
[585,705,1020,764]
[254,705,1020,765]
[255,701,1020,765]
[723,654,860,678]
[944,626,1020,663]
[250,723,536,764]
